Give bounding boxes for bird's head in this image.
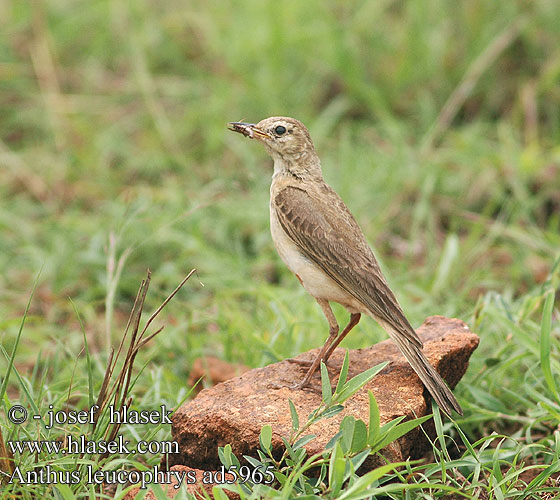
[228,117,321,178]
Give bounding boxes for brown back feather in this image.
[274,184,423,349]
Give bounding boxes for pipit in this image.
[228,117,462,416]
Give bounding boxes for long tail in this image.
[386,326,463,416]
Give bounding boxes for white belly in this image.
[269,200,363,312]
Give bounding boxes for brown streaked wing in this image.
[274,184,422,348]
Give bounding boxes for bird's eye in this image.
[274,125,287,136]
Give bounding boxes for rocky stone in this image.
[169,316,479,471]
[188,356,250,391]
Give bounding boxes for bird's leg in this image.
[288,312,361,367]
[294,299,339,389]
[322,313,361,361]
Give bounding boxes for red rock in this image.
[188,356,250,390]
[169,316,479,470]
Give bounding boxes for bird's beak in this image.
[227,121,270,140]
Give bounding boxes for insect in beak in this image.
[227,121,269,139]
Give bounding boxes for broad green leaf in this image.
[317,404,344,420]
[340,415,356,453]
[288,399,299,431]
[328,442,346,497]
[293,434,316,450]
[217,446,226,466]
[351,419,368,453]
[335,349,350,394]
[282,437,298,463]
[260,424,272,452]
[325,430,343,450]
[243,455,263,469]
[367,390,380,446]
[320,361,332,404]
[218,444,239,468]
[274,470,288,487]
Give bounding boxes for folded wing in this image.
[274,184,422,349]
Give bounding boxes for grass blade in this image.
[334,362,387,403]
[540,291,559,402]
[0,270,40,403]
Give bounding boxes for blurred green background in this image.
[1,0,559,427]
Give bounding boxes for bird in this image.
[227,116,462,416]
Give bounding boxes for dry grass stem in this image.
[92,269,196,453]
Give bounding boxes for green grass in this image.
[1,0,559,498]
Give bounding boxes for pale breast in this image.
[269,198,363,312]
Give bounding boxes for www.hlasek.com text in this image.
[7,434,178,455]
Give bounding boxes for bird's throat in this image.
[272,153,323,181]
